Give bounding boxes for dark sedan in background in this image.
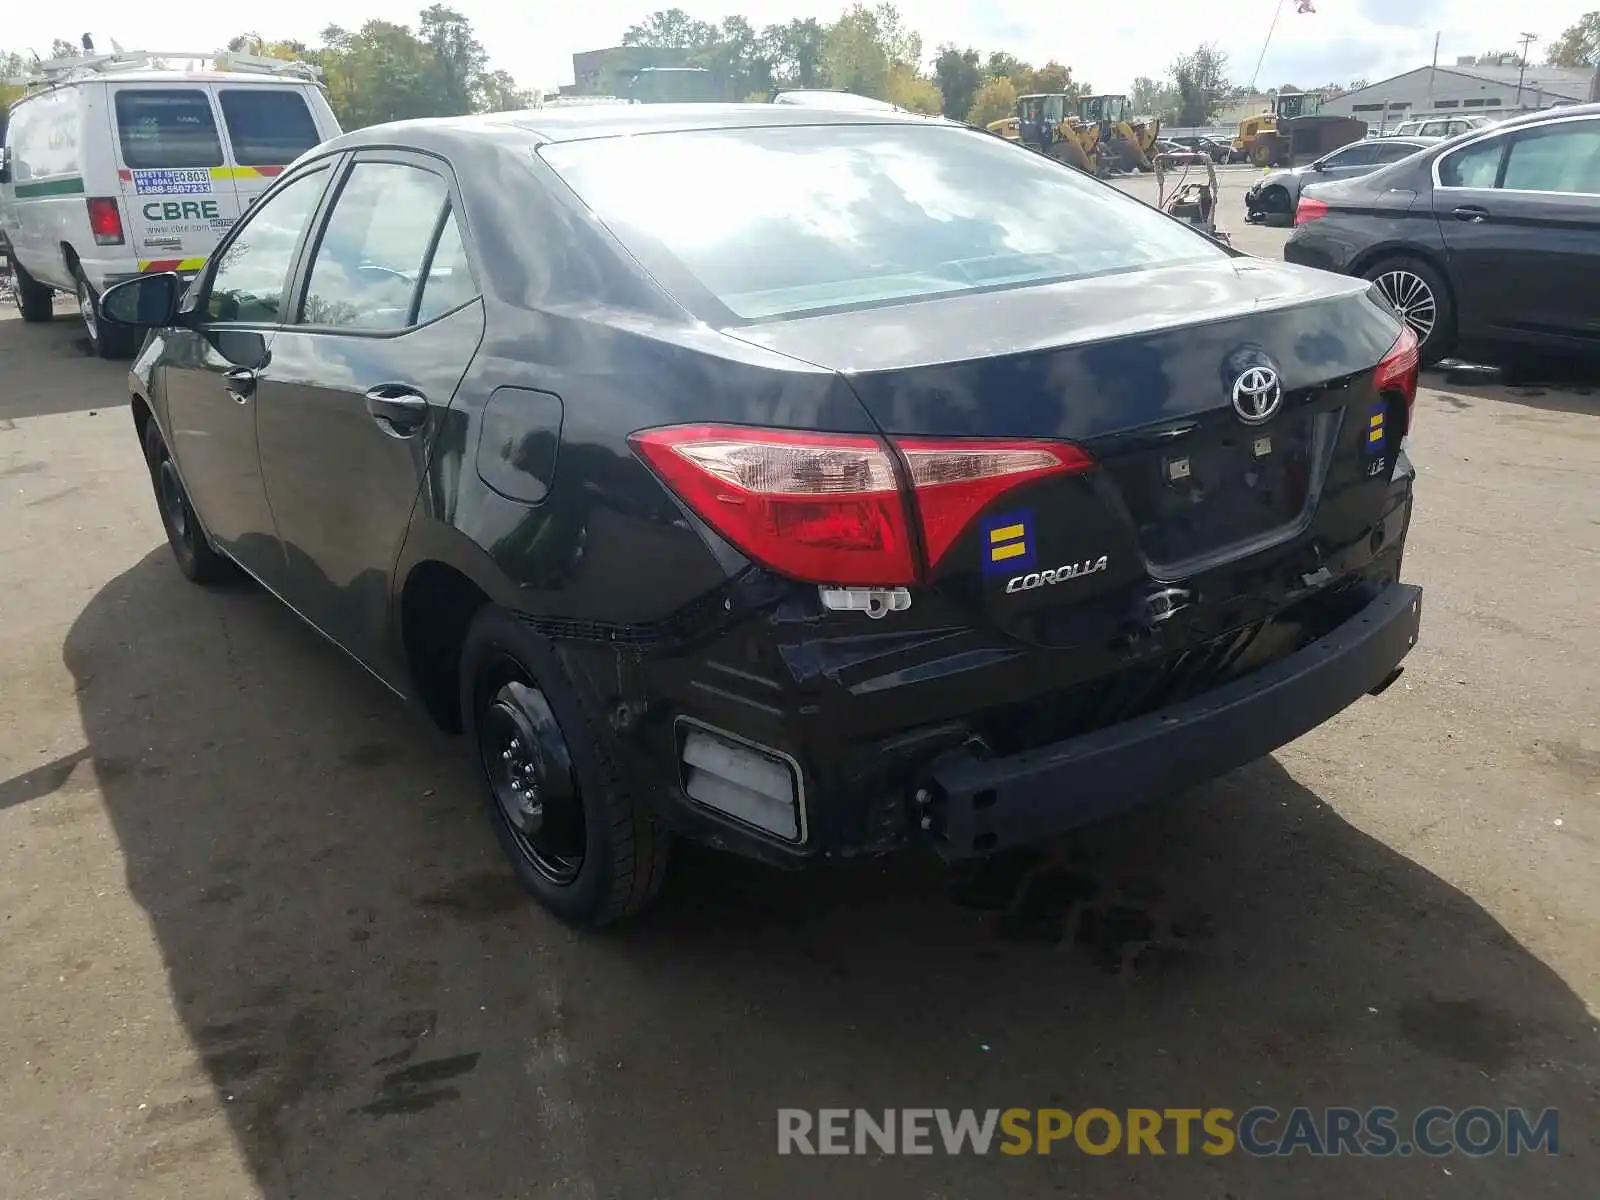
[1287,103,1600,365]
[99,103,1423,925]
[1246,136,1439,226]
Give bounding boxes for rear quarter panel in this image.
[392,137,880,632]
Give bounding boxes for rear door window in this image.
[114,89,223,169]
[218,89,322,167]
[297,161,450,330]
[1502,120,1600,196]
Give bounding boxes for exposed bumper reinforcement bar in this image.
[925,583,1423,859]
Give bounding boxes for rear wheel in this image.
[75,268,139,360]
[460,607,670,926]
[12,262,54,323]
[1363,256,1456,365]
[142,420,236,584]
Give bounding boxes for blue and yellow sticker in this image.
[1365,403,1387,457]
[981,510,1035,576]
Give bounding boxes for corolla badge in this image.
[1231,366,1283,424]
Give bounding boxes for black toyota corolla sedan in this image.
[101,104,1423,925]
[1285,103,1600,366]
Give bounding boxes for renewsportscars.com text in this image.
[777,1107,1559,1158]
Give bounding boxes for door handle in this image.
[364,384,430,436]
[223,366,256,402]
[1451,205,1490,223]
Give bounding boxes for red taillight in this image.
[630,425,916,585]
[86,197,125,246]
[1295,196,1329,225]
[892,437,1092,568]
[629,425,1093,586]
[1374,324,1420,431]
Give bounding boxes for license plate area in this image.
[1107,412,1326,570]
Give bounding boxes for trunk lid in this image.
[734,258,1407,648]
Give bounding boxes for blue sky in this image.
[7,1,1589,93]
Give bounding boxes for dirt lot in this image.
[1,248,1597,1198]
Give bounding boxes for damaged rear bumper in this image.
[919,582,1423,859]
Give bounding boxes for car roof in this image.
[320,103,951,152]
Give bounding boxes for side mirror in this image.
[100,272,183,329]
[0,146,11,186]
[1311,159,1327,171]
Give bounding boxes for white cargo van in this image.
[0,50,341,357]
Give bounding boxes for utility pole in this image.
[1515,32,1538,106]
[1428,31,1439,110]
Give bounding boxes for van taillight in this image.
[628,424,1092,586]
[1374,325,1421,433]
[86,197,125,246]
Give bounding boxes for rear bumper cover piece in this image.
[923,582,1423,859]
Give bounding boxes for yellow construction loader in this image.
[990,92,1159,176]
[1234,91,1366,168]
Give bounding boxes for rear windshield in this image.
[540,123,1225,321]
[219,89,322,166]
[114,89,223,169]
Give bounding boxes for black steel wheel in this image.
[476,667,587,886]
[141,421,236,584]
[459,607,670,926]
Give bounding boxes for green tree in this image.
[420,5,487,115]
[479,69,532,112]
[933,44,982,120]
[50,38,79,59]
[887,63,941,113]
[318,20,449,128]
[761,18,827,88]
[822,4,892,98]
[984,50,1026,80]
[1170,43,1230,125]
[1011,60,1082,97]
[623,8,718,51]
[1,49,29,108]
[1130,74,1176,120]
[967,75,1017,127]
[1546,12,1600,67]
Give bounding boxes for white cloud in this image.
[6,1,1586,94]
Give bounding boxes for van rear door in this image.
[214,86,331,217]
[110,84,242,274]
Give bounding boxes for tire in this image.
[1362,255,1457,365]
[74,266,140,360]
[1260,185,1294,227]
[141,419,237,584]
[12,261,54,323]
[460,607,670,927]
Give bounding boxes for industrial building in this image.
[1317,59,1596,131]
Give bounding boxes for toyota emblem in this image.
[1231,366,1283,424]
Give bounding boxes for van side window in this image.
[218,90,322,167]
[115,90,224,170]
